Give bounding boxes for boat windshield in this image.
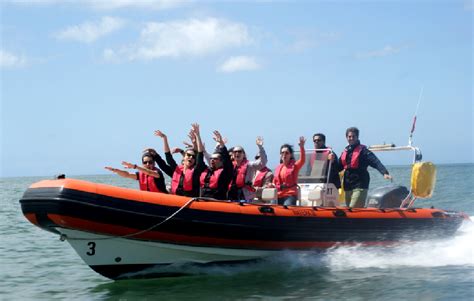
[294,149,331,184]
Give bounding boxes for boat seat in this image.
[308,188,322,202]
[260,188,277,203]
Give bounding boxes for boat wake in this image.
[119,217,473,279]
[319,217,474,271]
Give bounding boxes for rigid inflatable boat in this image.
[19,145,468,280]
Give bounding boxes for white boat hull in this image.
[58,228,278,279]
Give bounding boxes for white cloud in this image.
[0,49,27,69]
[217,56,260,73]
[110,17,251,61]
[355,45,403,59]
[55,16,125,43]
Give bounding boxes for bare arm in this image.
[187,128,198,151]
[295,136,306,170]
[191,123,203,153]
[121,161,161,178]
[105,166,136,180]
[213,130,226,148]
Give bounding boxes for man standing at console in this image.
[335,127,392,208]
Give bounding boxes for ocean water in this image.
[1,164,473,300]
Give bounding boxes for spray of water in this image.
[121,218,473,278]
[323,217,474,271]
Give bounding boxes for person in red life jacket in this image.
[153,124,206,197]
[105,153,168,193]
[272,136,306,205]
[252,153,274,201]
[309,133,341,189]
[200,130,233,200]
[335,127,392,208]
[228,136,268,201]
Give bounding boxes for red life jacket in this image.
[341,144,365,169]
[253,167,270,188]
[231,159,249,188]
[200,168,224,189]
[138,170,161,192]
[171,165,194,194]
[273,160,297,190]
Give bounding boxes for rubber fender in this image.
[411,162,436,198]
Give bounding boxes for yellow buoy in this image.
[411,162,436,198]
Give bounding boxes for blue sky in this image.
[1,0,472,177]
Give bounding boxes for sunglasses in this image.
[210,157,220,161]
[281,151,290,155]
[313,139,322,142]
[185,153,196,158]
[143,160,154,165]
[233,150,243,153]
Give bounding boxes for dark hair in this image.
[346,127,359,137]
[142,152,153,160]
[312,133,326,142]
[184,148,196,155]
[279,143,295,163]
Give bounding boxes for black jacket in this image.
[337,142,389,191]
[321,148,341,189]
[200,146,233,200]
[152,152,206,197]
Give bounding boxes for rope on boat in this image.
[62,197,196,241]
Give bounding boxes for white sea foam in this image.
[323,217,474,270]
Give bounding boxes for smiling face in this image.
[313,135,325,149]
[346,131,358,146]
[209,154,222,169]
[280,147,292,163]
[142,156,155,168]
[232,147,245,163]
[183,150,196,168]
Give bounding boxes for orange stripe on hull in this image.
[29,179,442,219]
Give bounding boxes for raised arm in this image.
[213,130,226,148]
[295,136,306,170]
[203,146,211,165]
[154,130,178,169]
[191,123,203,153]
[250,136,267,169]
[143,148,174,177]
[187,128,198,151]
[214,130,232,171]
[154,130,171,153]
